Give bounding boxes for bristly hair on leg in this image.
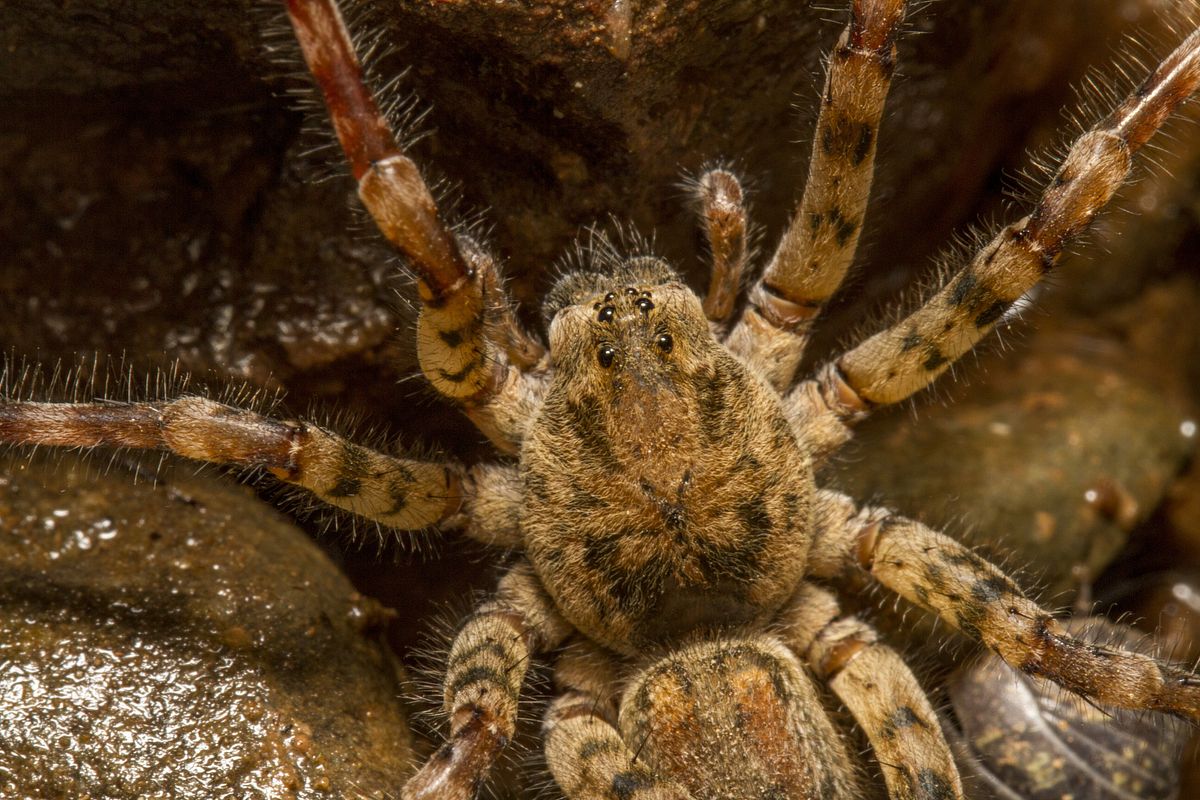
[268,393,462,557]
[405,586,552,796]
[823,219,1033,426]
[0,351,467,553]
[1008,3,1200,211]
[0,351,282,482]
[262,0,431,186]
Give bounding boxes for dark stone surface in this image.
[0,455,413,798]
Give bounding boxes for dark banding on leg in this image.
[286,0,547,452]
[0,396,462,531]
[788,26,1200,450]
[404,562,572,800]
[728,0,908,389]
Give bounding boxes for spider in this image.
[3,0,1200,798]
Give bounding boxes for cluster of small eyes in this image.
[591,287,672,367]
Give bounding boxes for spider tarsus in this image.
[1107,26,1200,152]
[284,0,395,182]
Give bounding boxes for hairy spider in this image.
[3,0,1200,798]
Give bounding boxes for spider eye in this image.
[656,333,673,353]
[597,344,616,368]
[597,305,615,323]
[635,297,654,313]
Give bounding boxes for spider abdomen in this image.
[619,637,861,800]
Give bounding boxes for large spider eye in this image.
[597,344,616,368]
[656,333,673,353]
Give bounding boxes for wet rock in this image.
[0,454,413,799]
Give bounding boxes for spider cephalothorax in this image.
[528,264,813,655]
[4,0,1200,798]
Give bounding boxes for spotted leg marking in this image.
[809,490,1200,723]
[728,0,908,389]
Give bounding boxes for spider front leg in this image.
[789,26,1200,459]
[724,0,907,389]
[810,490,1200,722]
[779,583,964,800]
[0,395,523,544]
[286,0,546,453]
[406,561,571,800]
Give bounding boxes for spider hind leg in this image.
[811,490,1200,723]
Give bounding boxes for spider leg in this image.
[726,0,907,389]
[788,26,1200,459]
[544,643,692,800]
[810,490,1200,722]
[781,582,964,800]
[0,396,523,541]
[695,169,750,330]
[405,561,571,800]
[462,462,524,548]
[286,0,546,453]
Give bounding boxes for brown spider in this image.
[4,0,1200,798]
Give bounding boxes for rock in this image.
[0,454,413,799]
